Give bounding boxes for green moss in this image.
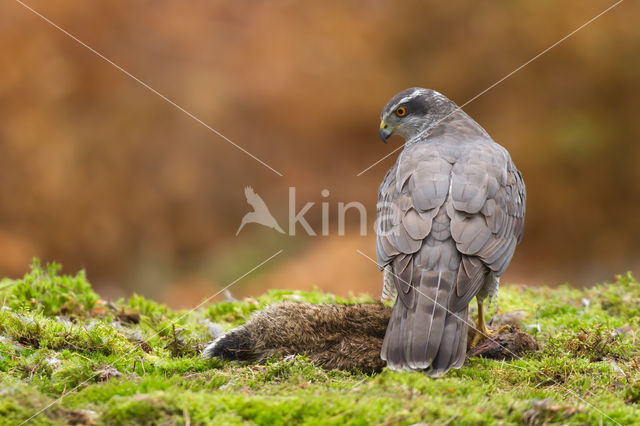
[1,261,640,424]
[1,259,98,317]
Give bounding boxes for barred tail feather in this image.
[381,270,469,375]
[431,305,469,375]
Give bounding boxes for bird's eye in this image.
[395,107,407,117]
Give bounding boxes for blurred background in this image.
[1,0,638,307]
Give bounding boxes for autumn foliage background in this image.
[1,1,638,307]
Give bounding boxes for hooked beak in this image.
[379,121,392,143]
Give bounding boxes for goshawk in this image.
[376,88,526,375]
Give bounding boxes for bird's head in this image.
[379,87,456,143]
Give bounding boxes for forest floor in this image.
[1,261,640,425]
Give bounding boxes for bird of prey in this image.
[376,88,525,376]
[236,187,285,235]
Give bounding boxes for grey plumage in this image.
[381,266,397,302]
[376,88,525,376]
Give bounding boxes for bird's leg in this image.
[470,299,489,348]
[470,298,511,347]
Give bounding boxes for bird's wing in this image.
[244,186,269,211]
[244,186,255,202]
[376,142,452,310]
[449,142,526,274]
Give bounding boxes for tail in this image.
[202,328,254,361]
[202,302,391,373]
[380,270,469,376]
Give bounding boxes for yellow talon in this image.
[470,298,511,348]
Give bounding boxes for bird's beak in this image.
[379,121,392,143]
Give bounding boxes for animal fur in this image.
[202,302,538,373]
[203,302,390,373]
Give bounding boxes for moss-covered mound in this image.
[1,261,640,424]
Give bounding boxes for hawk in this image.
[376,88,526,375]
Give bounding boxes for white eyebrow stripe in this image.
[384,88,426,117]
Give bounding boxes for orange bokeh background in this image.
[1,1,638,307]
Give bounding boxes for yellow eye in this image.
[395,107,407,117]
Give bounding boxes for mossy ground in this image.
[1,261,640,425]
